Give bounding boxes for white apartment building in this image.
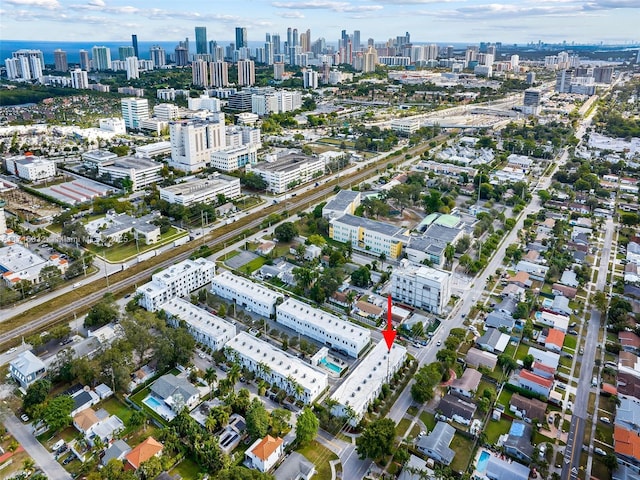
[169,118,225,172]
[225,332,328,404]
[162,297,236,351]
[210,144,258,172]
[330,340,407,426]
[70,68,89,89]
[245,153,324,194]
[391,259,452,315]
[322,190,361,219]
[237,59,255,87]
[5,155,56,181]
[121,98,149,130]
[135,141,172,159]
[303,69,318,89]
[391,118,421,136]
[225,126,261,149]
[137,258,216,312]
[125,56,139,80]
[98,118,126,134]
[329,214,408,260]
[251,90,302,116]
[97,156,162,191]
[276,298,370,358]
[211,270,283,318]
[188,95,221,112]
[154,103,180,122]
[159,173,241,206]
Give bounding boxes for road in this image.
[562,217,615,480]
[1,410,72,480]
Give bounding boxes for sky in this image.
[1,0,639,44]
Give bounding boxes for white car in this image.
[436,340,442,347]
[7,347,17,354]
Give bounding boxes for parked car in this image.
[568,330,578,335]
[436,340,442,347]
[600,417,611,424]
[594,447,606,456]
[20,414,29,422]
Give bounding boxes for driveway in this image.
[1,410,72,480]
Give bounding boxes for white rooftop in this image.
[330,340,407,415]
[277,298,370,342]
[227,332,327,394]
[153,257,213,285]
[0,244,48,279]
[213,270,283,304]
[161,297,235,340]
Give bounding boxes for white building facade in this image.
[169,118,225,172]
[159,173,241,206]
[211,270,283,318]
[391,260,452,314]
[5,155,56,181]
[245,154,324,194]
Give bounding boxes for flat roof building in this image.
[276,298,370,358]
[226,332,328,404]
[159,173,241,207]
[391,260,451,315]
[330,340,407,426]
[5,155,56,181]
[161,297,236,351]
[322,190,361,219]
[246,153,325,194]
[211,270,284,318]
[0,244,68,286]
[329,213,409,260]
[137,258,215,312]
[97,156,162,192]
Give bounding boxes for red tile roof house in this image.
[544,329,565,353]
[516,370,553,399]
[124,437,163,471]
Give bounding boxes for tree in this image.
[497,354,518,374]
[593,291,607,313]
[523,354,534,370]
[411,364,440,403]
[603,452,618,473]
[274,222,297,242]
[444,243,455,268]
[351,266,371,287]
[84,300,119,329]
[241,172,268,191]
[356,418,395,460]
[204,367,217,390]
[295,406,319,447]
[23,379,51,416]
[246,398,270,440]
[40,265,64,288]
[41,395,74,432]
[138,455,163,480]
[270,408,291,437]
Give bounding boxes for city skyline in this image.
[1,0,639,44]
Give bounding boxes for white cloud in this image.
[4,0,59,7]
[87,0,105,6]
[281,11,306,18]
[272,1,383,12]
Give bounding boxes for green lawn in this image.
[595,422,614,446]
[449,433,475,473]
[419,411,436,431]
[242,255,267,273]
[503,342,517,358]
[395,418,412,437]
[563,335,577,350]
[515,342,530,361]
[485,418,511,445]
[496,389,513,409]
[297,440,338,480]
[86,227,188,262]
[169,458,202,480]
[100,397,133,424]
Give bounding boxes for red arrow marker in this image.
[382,295,396,351]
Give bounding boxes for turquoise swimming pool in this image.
[320,357,342,374]
[143,396,163,409]
[476,450,491,473]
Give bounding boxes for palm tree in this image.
[379,252,387,270]
[22,458,35,472]
[205,414,218,434]
[204,367,217,390]
[228,363,241,385]
[346,290,357,308]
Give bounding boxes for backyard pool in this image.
[476,450,491,473]
[142,395,176,421]
[320,357,343,374]
[542,298,553,308]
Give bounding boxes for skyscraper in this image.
[237,59,255,87]
[10,49,44,80]
[175,43,189,67]
[91,46,111,71]
[119,46,135,61]
[54,49,68,72]
[192,59,209,86]
[235,27,248,49]
[121,97,149,130]
[362,45,378,73]
[210,61,229,87]
[195,27,208,55]
[303,69,318,89]
[125,56,139,80]
[353,30,361,51]
[272,34,281,55]
[70,68,89,89]
[131,34,139,57]
[150,45,166,68]
[80,50,91,71]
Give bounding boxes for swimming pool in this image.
[476,450,491,473]
[320,357,343,374]
[143,396,163,409]
[142,395,176,421]
[542,298,553,308]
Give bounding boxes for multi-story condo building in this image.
[210,144,258,172]
[245,153,324,194]
[97,156,162,192]
[391,259,451,315]
[330,340,407,425]
[168,118,225,172]
[121,98,149,130]
[79,49,90,70]
[91,46,112,71]
[136,258,216,312]
[159,173,241,206]
[125,56,139,80]
[303,69,318,89]
[329,214,408,260]
[70,68,89,89]
[211,270,283,318]
[6,50,44,81]
[188,95,221,112]
[192,59,209,87]
[210,61,229,87]
[5,155,56,181]
[251,89,302,116]
[225,332,328,404]
[54,49,68,72]
[162,297,236,351]
[150,45,166,68]
[276,298,370,358]
[153,103,179,122]
[237,59,255,87]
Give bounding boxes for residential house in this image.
[535,311,569,333]
[495,297,518,316]
[9,351,46,388]
[102,439,131,466]
[572,232,589,246]
[398,455,432,480]
[532,362,556,379]
[150,374,200,413]
[613,464,640,480]
[516,370,553,398]
[484,311,516,332]
[256,241,276,256]
[551,296,572,317]
[572,250,587,264]
[620,332,640,355]
[465,347,498,370]
[523,250,542,264]
[485,455,530,480]
[125,437,163,470]
[477,328,509,353]
[509,393,547,423]
[437,394,477,425]
[528,347,560,370]
[618,371,640,399]
[245,435,284,473]
[544,328,565,353]
[273,452,315,480]
[416,422,456,466]
[616,396,640,433]
[506,271,531,289]
[560,270,579,288]
[89,414,125,447]
[73,408,100,435]
[615,425,640,472]
[450,368,482,399]
[217,414,246,455]
[502,284,525,299]
[515,261,549,281]
[552,283,577,299]
[70,389,100,417]
[504,421,534,462]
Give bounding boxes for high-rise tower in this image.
[195,27,208,55]
[54,49,68,72]
[235,27,248,49]
[131,34,139,57]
